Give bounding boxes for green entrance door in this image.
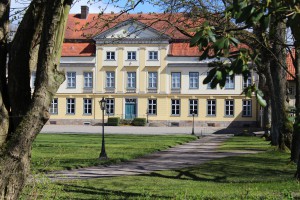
[125,99,136,119]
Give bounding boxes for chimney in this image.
[81,6,89,19]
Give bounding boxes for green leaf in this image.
[215,37,226,50]
[236,4,254,23]
[232,59,243,73]
[229,37,240,46]
[260,15,270,30]
[207,30,216,42]
[251,10,264,24]
[224,38,230,49]
[200,47,210,60]
[190,31,201,47]
[203,68,216,84]
[210,77,218,89]
[216,70,222,80]
[256,92,267,107]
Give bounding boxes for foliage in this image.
[107,117,120,126]
[31,134,196,172]
[132,118,147,126]
[26,136,300,199]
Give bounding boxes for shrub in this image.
[132,118,146,126]
[107,117,120,126]
[120,119,132,125]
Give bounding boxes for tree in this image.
[0,0,73,199]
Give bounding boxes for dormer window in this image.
[149,51,158,60]
[106,51,115,60]
[127,51,136,60]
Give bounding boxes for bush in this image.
[132,118,147,126]
[107,117,120,126]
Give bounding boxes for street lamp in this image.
[99,97,108,160]
[192,111,195,135]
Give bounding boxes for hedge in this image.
[107,117,120,126]
[132,118,147,126]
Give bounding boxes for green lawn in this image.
[31,134,197,172]
[24,135,300,200]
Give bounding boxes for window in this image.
[106,51,115,60]
[67,72,76,88]
[189,72,199,89]
[106,72,115,88]
[84,72,93,88]
[31,71,36,88]
[127,51,136,60]
[83,98,92,115]
[148,99,157,115]
[225,99,234,116]
[66,98,75,114]
[50,98,58,114]
[207,99,216,116]
[106,98,115,115]
[189,99,198,115]
[225,75,234,89]
[243,100,252,117]
[149,51,158,60]
[171,72,181,89]
[148,72,157,88]
[127,72,136,88]
[171,99,180,115]
[243,76,252,88]
[289,86,295,95]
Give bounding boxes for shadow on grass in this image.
[58,183,169,200]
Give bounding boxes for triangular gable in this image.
[93,18,171,42]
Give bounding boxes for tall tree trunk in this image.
[0,0,72,199]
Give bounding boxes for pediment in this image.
[93,18,171,42]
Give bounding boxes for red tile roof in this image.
[62,43,95,57]
[287,50,295,80]
[169,42,201,56]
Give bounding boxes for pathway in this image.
[48,134,258,181]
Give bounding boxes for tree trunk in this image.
[0,0,72,199]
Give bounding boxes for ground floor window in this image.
[66,98,75,114]
[189,99,198,115]
[243,100,252,117]
[148,99,157,115]
[207,99,216,116]
[106,98,115,115]
[225,99,234,116]
[171,99,180,115]
[50,98,58,114]
[83,98,92,115]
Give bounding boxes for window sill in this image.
[206,115,216,117]
[188,115,198,117]
[83,113,92,116]
[170,115,180,117]
[147,59,159,61]
[242,115,252,117]
[224,115,234,118]
[66,87,76,89]
[189,88,199,90]
[66,113,75,115]
[105,59,116,61]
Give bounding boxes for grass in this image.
[24,135,300,200]
[31,134,197,172]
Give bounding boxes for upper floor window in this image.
[225,75,234,89]
[148,99,157,115]
[243,75,252,88]
[207,99,216,116]
[171,72,181,89]
[67,72,76,88]
[50,98,58,114]
[148,51,158,60]
[106,72,115,88]
[127,72,136,88]
[127,51,136,60]
[84,72,93,88]
[66,98,75,114]
[243,100,252,117]
[83,98,92,115]
[189,72,199,89]
[189,99,198,115]
[171,99,180,115]
[148,72,158,88]
[225,99,234,116]
[106,51,115,60]
[106,98,115,115]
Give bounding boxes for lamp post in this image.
[192,111,195,135]
[99,97,108,159]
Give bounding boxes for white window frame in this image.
[106,98,115,115]
[171,72,181,89]
[67,72,76,88]
[148,51,158,60]
[148,72,158,88]
[50,98,58,114]
[83,98,92,115]
[66,98,75,114]
[171,99,180,116]
[189,72,199,89]
[106,72,115,88]
[243,100,252,117]
[243,76,252,88]
[127,72,136,88]
[189,99,198,115]
[225,99,234,116]
[207,99,216,116]
[148,99,157,115]
[84,72,93,88]
[225,75,235,89]
[106,51,115,60]
[127,51,136,60]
